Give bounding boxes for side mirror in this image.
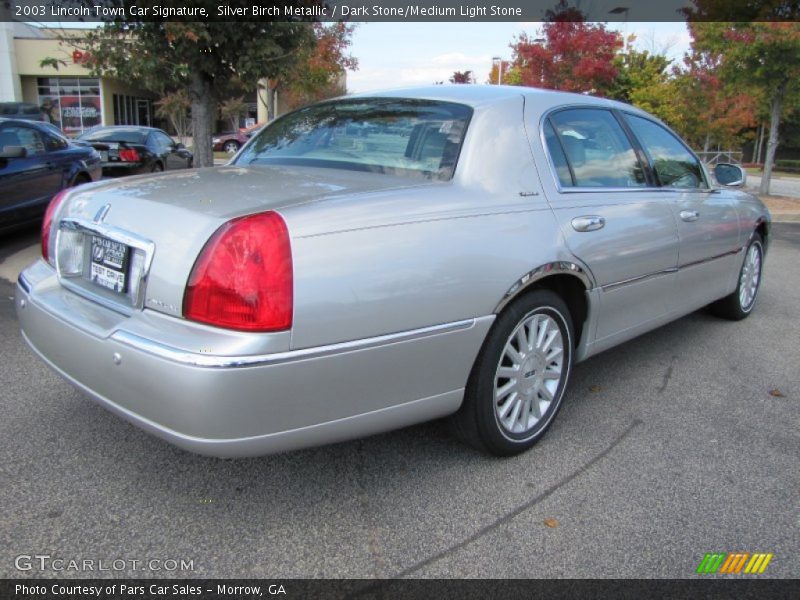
[714,163,746,187]
[0,146,27,159]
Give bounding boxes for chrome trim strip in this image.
[59,217,156,276]
[111,318,478,369]
[600,246,745,292]
[495,261,593,313]
[677,247,744,270]
[601,268,677,292]
[17,272,32,294]
[56,217,156,312]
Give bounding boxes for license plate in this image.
[90,236,130,293]
[100,150,108,161]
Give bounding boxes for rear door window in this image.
[545,108,647,189]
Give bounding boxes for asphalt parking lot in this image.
[0,224,797,580]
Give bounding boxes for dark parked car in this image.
[0,118,101,232]
[212,122,265,154]
[77,126,193,176]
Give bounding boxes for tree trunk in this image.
[752,123,761,164]
[758,122,766,165]
[266,81,278,121]
[189,72,215,168]
[703,133,711,154]
[759,79,787,196]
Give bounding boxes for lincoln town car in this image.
[16,86,769,457]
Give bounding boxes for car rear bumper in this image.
[16,263,491,457]
[101,162,148,176]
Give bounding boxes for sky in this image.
[36,19,693,94]
[345,21,692,93]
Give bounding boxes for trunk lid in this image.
[56,165,429,318]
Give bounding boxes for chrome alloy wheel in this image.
[494,312,565,436]
[739,241,762,311]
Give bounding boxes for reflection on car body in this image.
[16,86,769,457]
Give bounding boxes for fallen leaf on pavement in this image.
[768,389,785,397]
[543,518,559,528]
[589,385,601,393]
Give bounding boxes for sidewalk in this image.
[744,174,800,223]
[759,195,800,223]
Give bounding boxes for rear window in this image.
[235,98,472,180]
[79,128,147,144]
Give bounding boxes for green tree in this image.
[687,21,800,194]
[609,48,685,127]
[74,2,314,167]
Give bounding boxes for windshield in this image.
[79,128,147,144]
[235,98,472,180]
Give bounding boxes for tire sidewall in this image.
[738,236,764,315]
[472,290,574,454]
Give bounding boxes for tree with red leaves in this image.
[449,71,474,84]
[509,1,622,95]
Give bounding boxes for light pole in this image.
[492,56,503,85]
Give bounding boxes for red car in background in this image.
[212,122,265,154]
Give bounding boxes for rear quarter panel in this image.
[284,96,566,349]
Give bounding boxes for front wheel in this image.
[710,233,764,320]
[451,289,574,456]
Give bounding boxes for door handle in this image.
[571,216,605,232]
[680,210,700,222]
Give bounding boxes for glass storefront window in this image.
[37,77,102,134]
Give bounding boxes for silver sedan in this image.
[16,86,769,457]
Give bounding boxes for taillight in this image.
[118,148,140,162]
[183,212,293,332]
[41,188,71,265]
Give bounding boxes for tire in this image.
[151,162,164,173]
[223,140,240,154]
[69,174,90,187]
[451,289,574,456]
[709,233,764,321]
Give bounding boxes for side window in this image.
[624,114,707,189]
[44,133,68,151]
[0,126,46,156]
[546,108,647,188]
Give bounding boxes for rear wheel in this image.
[710,233,764,320]
[151,162,164,173]
[451,289,574,456]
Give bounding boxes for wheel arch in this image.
[755,217,769,253]
[70,170,92,186]
[494,263,593,349]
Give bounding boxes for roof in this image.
[349,84,646,115]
